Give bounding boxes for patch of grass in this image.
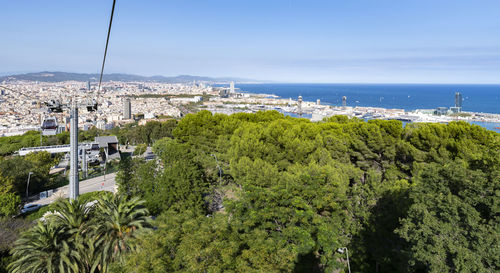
[24,203,58,221]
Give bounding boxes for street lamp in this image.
[337,247,351,273]
[210,154,222,185]
[26,172,33,198]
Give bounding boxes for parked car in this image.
[20,204,41,214]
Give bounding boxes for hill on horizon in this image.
[0,71,258,84]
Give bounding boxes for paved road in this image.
[30,172,117,206]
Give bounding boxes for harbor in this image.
[206,86,500,133]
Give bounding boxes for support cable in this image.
[96,0,117,103]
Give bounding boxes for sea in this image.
[233,83,500,133]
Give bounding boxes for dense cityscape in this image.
[2,79,500,138]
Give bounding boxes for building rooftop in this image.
[95,136,118,148]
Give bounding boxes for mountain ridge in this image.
[0,71,259,83]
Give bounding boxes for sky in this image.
[1,0,499,83]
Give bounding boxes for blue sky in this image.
[1,0,499,83]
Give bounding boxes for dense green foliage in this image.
[0,120,176,272]
[132,144,147,156]
[0,118,176,211]
[0,173,21,217]
[111,111,499,273]
[4,111,499,272]
[0,131,42,156]
[0,131,69,156]
[8,194,150,273]
[0,151,56,216]
[79,119,177,145]
[397,161,499,272]
[110,120,177,145]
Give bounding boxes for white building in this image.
[230,81,235,94]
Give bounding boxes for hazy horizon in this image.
[1,0,499,84]
[4,71,500,85]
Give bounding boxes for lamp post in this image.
[26,172,33,198]
[210,154,222,186]
[337,247,351,273]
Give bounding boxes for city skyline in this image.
[1,0,500,84]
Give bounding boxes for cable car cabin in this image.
[41,117,58,136]
[45,100,63,113]
[86,99,98,112]
[90,143,100,152]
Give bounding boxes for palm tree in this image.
[49,198,103,273]
[9,221,79,273]
[49,198,93,237]
[93,194,151,272]
[73,234,104,273]
[9,194,150,273]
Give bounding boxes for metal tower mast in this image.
[298,96,303,118]
[69,100,79,200]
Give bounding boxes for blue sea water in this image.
[236,83,500,113]
[233,83,500,133]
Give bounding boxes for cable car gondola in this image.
[86,99,98,112]
[45,100,63,113]
[41,116,58,136]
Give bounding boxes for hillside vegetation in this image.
[109,111,499,273]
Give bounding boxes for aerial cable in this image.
[96,0,116,106]
[2,0,116,112]
[0,85,22,94]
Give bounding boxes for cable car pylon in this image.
[69,98,79,199]
[58,0,116,200]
